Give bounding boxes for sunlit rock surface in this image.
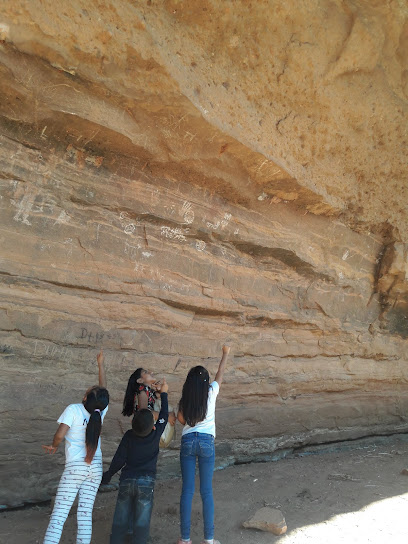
[0,0,407,504]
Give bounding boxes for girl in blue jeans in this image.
[177,345,231,544]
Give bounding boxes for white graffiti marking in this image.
[181,201,195,224]
[12,193,35,225]
[196,240,206,251]
[119,211,139,236]
[206,212,232,231]
[124,223,136,235]
[125,241,141,261]
[55,210,70,225]
[207,221,220,230]
[220,213,232,229]
[161,226,187,242]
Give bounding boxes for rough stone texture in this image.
[243,507,288,535]
[0,1,407,505]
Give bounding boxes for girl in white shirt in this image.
[42,350,109,544]
[177,345,230,544]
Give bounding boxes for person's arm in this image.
[137,390,149,410]
[42,423,70,454]
[101,434,128,484]
[168,412,176,426]
[177,409,186,425]
[97,349,107,388]
[137,388,160,419]
[155,379,169,436]
[214,345,231,387]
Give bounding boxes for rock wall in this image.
[0,0,407,505]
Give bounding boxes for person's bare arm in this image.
[214,345,231,387]
[42,423,70,454]
[136,390,160,419]
[137,390,149,410]
[97,349,107,388]
[177,409,186,425]
[168,412,176,426]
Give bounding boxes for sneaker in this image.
[177,540,192,544]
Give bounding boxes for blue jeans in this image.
[110,476,155,544]
[180,432,215,541]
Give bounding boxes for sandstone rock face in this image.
[0,1,407,505]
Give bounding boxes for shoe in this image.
[177,540,192,544]
[200,541,221,544]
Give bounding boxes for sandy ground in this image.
[2,435,408,544]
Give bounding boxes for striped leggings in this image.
[43,456,102,544]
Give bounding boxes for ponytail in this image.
[83,387,109,464]
[122,368,144,417]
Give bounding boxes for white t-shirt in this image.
[58,403,108,463]
[182,381,219,437]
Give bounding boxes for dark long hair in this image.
[83,386,109,464]
[122,368,144,417]
[179,366,210,427]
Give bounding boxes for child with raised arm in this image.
[102,378,169,544]
[42,349,109,544]
[177,345,231,544]
[122,367,176,445]
[122,367,159,417]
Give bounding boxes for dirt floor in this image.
[2,435,408,544]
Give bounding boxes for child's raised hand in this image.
[160,378,169,393]
[222,345,231,355]
[42,444,58,455]
[97,349,104,365]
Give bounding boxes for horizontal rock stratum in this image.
[0,1,407,505]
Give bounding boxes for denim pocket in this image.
[180,438,195,457]
[138,484,154,504]
[198,436,214,458]
[117,480,132,502]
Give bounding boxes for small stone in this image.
[400,468,408,476]
[243,507,287,535]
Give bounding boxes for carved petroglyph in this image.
[138,265,191,293]
[63,238,74,260]
[161,226,188,242]
[151,188,160,206]
[12,192,35,225]
[119,211,139,236]
[124,240,142,267]
[206,212,232,231]
[195,240,206,251]
[221,213,232,228]
[32,340,73,362]
[124,223,136,235]
[181,201,195,224]
[207,220,220,230]
[164,203,176,216]
[54,209,70,225]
